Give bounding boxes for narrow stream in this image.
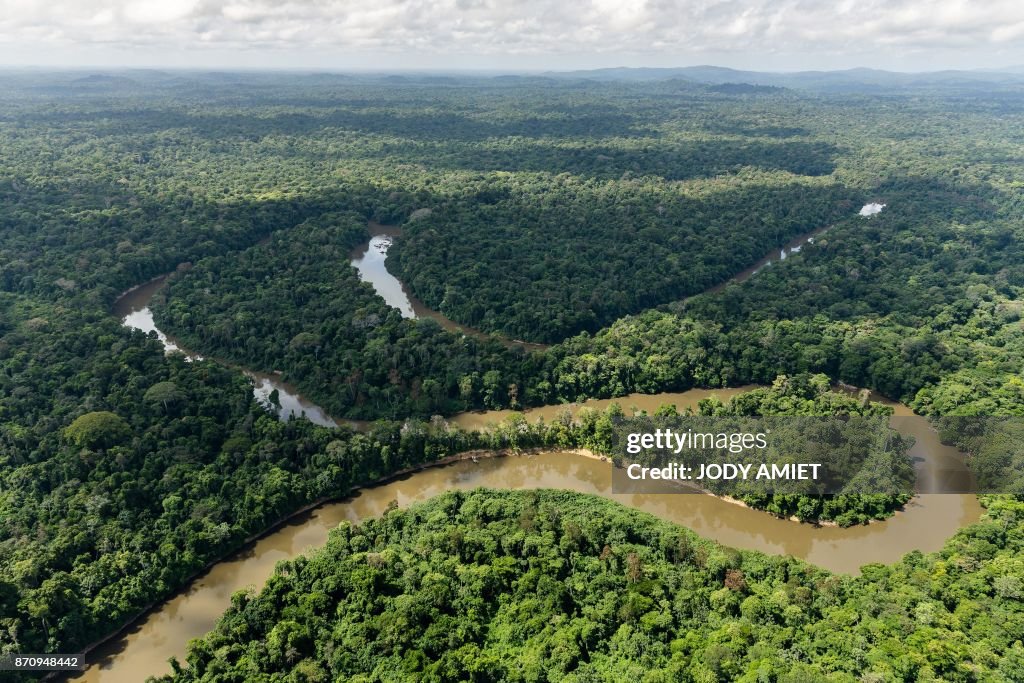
[350,222,549,351]
[116,214,858,431]
[83,203,961,683]
[701,225,831,297]
[113,276,345,429]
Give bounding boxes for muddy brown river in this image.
[72,387,982,683]
[86,210,984,682]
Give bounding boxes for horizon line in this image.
[1,63,1022,76]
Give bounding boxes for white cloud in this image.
[0,0,1022,68]
[123,0,200,24]
[993,21,1024,44]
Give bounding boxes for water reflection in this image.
[113,276,340,428]
[350,222,548,350]
[351,232,416,318]
[859,202,886,216]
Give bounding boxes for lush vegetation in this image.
[1,70,1023,679]
[656,376,915,526]
[153,211,533,419]
[0,324,891,664]
[150,172,1024,424]
[463,374,913,526]
[522,175,1023,417]
[0,291,493,659]
[388,180,855,342]
[162,489,1024,683]
[936,416,1024,495]
[127,84,1024,422]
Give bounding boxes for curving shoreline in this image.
[113,274,364,430]
[74,333,983,681]
[67,440,982,682]
[351,222,550,351]
[114,217,840,430]
[59,445,541,682]
[85,211,985,682]
[69,357,983,682]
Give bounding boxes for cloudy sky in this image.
[2,0,1024,72]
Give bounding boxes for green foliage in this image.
[152,212,531,420]
[63,411,131,449]
[935,417,1024,495]
[162,490,1024,683]
[0,295,490,660]
[532,174,1024,417]
[389,179,855,342]
[697,376,914,525]
[36,72,1013,430]
[143,381,186,413]
[2,71,1024,680]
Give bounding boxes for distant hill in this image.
[708,82,784,94]
[544,64,1024,93]
[67,73,140,90]
[7,65,1024,96]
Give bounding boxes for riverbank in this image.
[60,445,504,681]
[88,214,981,681]
[114,216,840,434]
[351,223,549,351]
[70,442,982,681]
[61,436,940,679]
[113,272,362,429]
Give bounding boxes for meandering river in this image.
[73,381,982,682]
[113,276,346,429]
[81,206,986,683]
[354,222,834,318]
[116,217,844,430]
[700,225,830,296]
[350,222,548,350]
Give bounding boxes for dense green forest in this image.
[111,74,1024,421]
[535,174,1023,416]
[0,71,1022,679]
[0,288,487,659]
[0,358,906,667]
[464,375,913,527]
[152,211,532,419]
[387,180,855,341]
[637,376,915,526]
[162,489,1024,683]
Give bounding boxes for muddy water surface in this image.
[73,385,982,683]
[87,209,983,682]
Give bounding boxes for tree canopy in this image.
[162,489,1024,683]
[63,411,131,449]
[1,71,1023,680]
